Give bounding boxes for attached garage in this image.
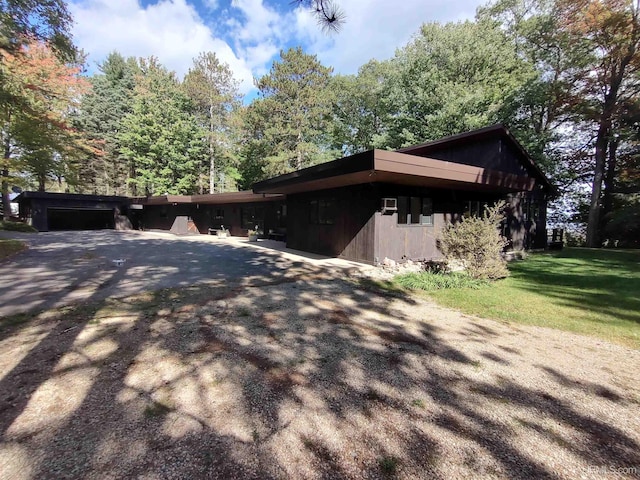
[13,192,130,232]
[47,207,115,231]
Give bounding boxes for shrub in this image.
[438,201,509,280]
[0,221,38,233]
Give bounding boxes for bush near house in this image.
[438,201,509,280]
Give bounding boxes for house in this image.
[130,191,285,237]
[252,124,553,264]
[13,125,553,264]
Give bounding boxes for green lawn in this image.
[413,248,640,349]
[0,239,26,260]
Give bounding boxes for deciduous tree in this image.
[557,0,640,247]
[1,40,90,215]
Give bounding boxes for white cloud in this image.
[226,0,296,77]
[69,0,255,93]
[294,0,482,75]
[68,0,485,98]
[203,0,219,10]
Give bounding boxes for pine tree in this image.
[242,47,337,180]
[74,52,138,195]
[183,52,241,193]
[118,58,206,195]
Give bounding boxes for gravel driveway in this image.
[0,230,363,318]
[0,266,639,479]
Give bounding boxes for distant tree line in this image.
[1,0,638,247]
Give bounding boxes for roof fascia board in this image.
[374,150,536,191]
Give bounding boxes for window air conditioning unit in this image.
[381,197,397,214]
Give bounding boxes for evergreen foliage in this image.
[241,47,337,181]
[183,52,241,193]
[73,53,138,195]
[439,202,510,280]
[118,58,206,195]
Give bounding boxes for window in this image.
[397,196,433,225]
[464,201,489,218]
[309,198,335,225]
[214,208,224,220]
[241,206,264,230]
[277,204,287,227]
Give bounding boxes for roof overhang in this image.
[253,149,537,195]
[133,191,284,206]
[13,191,130,204]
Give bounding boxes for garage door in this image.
[47,208,115,231]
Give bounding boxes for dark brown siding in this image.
[376,212,443,262]
[287,184,547,264]
[504,191,548,250]
[407,137,530,177]
[19,195,128,232]
[378,187,547,260]
[286,185,378,263]
[141,201,284,237]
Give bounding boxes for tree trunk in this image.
[1,172,10,220]
[209,154,215,194]
[585,120,610,248]
[2,122,12,220]
[296,129,303,170]
[601,135,619,225]
[209,104,215,194]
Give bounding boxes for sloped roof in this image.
[253,125,553,195]
[397,124,552,190]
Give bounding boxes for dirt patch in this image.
[0,279,639,479]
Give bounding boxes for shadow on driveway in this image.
[0,231,363,318]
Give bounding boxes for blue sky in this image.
[69,0,483,98]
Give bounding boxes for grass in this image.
[395,271,487,291]
[0,220,37,232]
[378,456,399,475]
[398,248,640,349]
[0,239,27,260]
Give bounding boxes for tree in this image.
[1,39,90,214]
[0,0,75,60]
[74,52,138,195]
[329,60,391,155]
[295,0,345,32]
[118,57,206,195]
[1,1,78,214]
[241,47,336,180]
[556,0,640,247]
[183,52,241,193]
[378,20,532,148]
